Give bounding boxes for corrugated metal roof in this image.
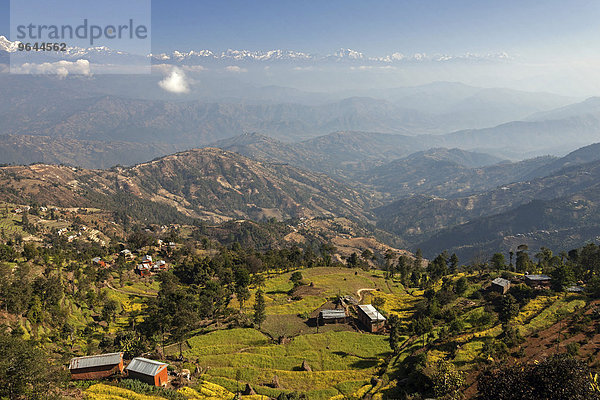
[126,357,167,376]
[492,277,511,287]
[357,304,386,322]
[69,352,122,370]
[525,274,551,281]
[320,309,347,319]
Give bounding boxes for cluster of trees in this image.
[478,354,600,400]
[0,331,65,400]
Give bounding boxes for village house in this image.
[136,263,152,276]
[136,259,168,276]
[69,352,124,380]
[142,255,153,265]
[120,249,134,260]
[154,260,168,271]
[319,309,348,324]
[91,257,107,268]
[491,277,511,294]
[357,304,386,333]
[524,274,552,288]
[126,357,168,386]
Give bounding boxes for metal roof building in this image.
[491,277,511,294]
[69,352,124,380]
[357,304,386,322]
[320,309,347,319]
[524,274,552,288]
[525,274,551,281]
[357,304,386,333]
[126,357,168,387]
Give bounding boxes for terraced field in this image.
[86,382,270,400]
[184,328,391,400]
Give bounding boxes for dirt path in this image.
[106,281,157,298]
[357,288,376,302]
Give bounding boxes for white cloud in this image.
[225,65,247,73]
[158,67,190,93]
[12,59,91,77]
[182,65,206,73]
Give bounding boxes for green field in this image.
[183,328,390,400]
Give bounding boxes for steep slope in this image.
[418,184,600,259]
[0,148,376,224]
[359,151,555,199]
[0,134,179,169]
[437,116,600,158]
[374,159,600,257]
[210,131,427,179]
[522,142,600,180]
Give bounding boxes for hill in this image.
[0,148,376,224]
[356,148,541,199]
[0,134,179,169]
[210,132,426,179]
[375,159,600,258]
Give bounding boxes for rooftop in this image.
[319,309,347,319]
[525,274,551,281]
[69,352,122,370]
[357,304,386,321]
[126,357,167,376]
[492,277,511,287]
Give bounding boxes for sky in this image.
[1,0,600,95]
[0,0,599,57]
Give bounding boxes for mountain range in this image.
[2,139,600,260]
[0,148,376,224]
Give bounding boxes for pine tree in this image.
[253,288,266,329]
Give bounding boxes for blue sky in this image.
[1,0,599,57]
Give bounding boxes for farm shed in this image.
[319,309,348,324]
[524,274,551,288]
[357,304,386,333]
[491,277,511,294]
[69,352,124,380]
[126,357,168,386]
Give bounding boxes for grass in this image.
[183,328,391,400]
[86,382,270,400]
[86,383,167,400]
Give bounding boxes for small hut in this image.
[491,277,511,294]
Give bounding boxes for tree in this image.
[477,354,600,400]
[428,252,449,279]
[490,253,506,270]
[455,277,469,296]
[253,288,266,329]
[346,252,359,268]
[412,316,433,347]
[449,253,459,273]
[290,271,303,288]
[551,264,574,292]
[516,245,531,273]
[388,314,403,355]
[432,360,465,400]
[0,334,64,399]
[361,249,374,261]
[101,298,119,323]
[498,294,519,323]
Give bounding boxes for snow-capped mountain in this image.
[0,36,19,52]
[0,35,511,67]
